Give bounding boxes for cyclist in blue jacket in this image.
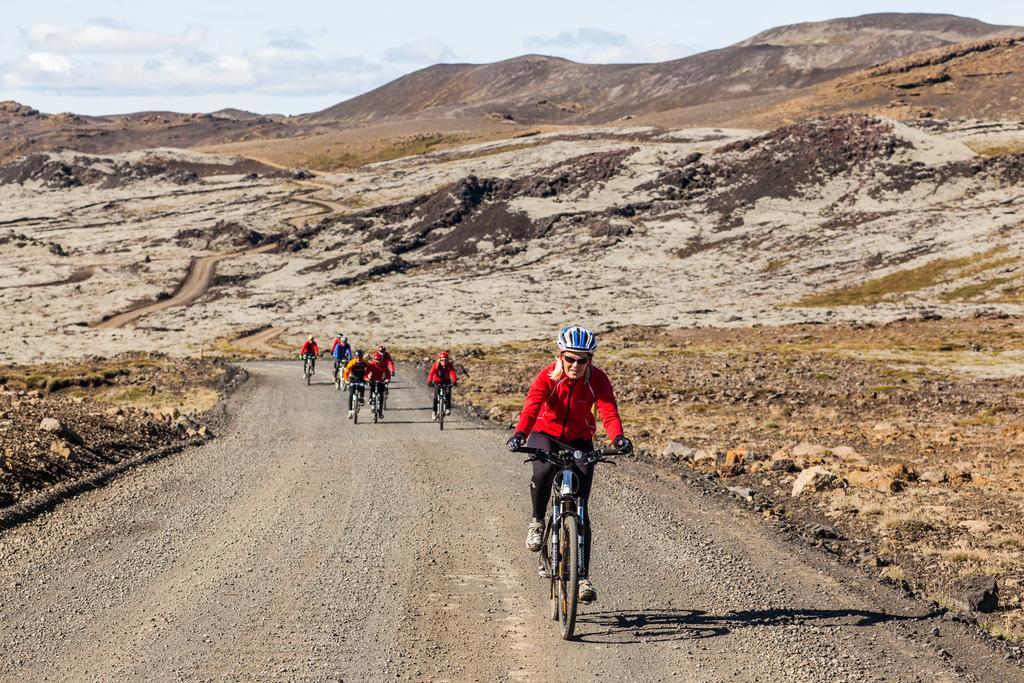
[331,334,352,383]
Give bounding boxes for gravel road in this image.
[1,362,1020,681]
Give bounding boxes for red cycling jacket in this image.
[364,359,389,382]
[515,362,623,443]
[428,361,458,384]
[374,352,395,376]
[300,340,319,356]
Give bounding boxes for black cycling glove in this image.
[506,431,527,452]
[614,435,633,455]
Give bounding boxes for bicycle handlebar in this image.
[516,445,620,467]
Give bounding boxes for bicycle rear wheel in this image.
[558,515,579,640]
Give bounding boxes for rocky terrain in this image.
[0,354,237,508]
[8,111,1024,363]
[740,36,1024,126]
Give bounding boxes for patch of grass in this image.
[956,411,998,427]
[442,140,544,163]
[305,133,469,171]
[795,246,1011,307]
[941,275,1017,302]
[967,140,1024,157]
[880,565,905,581]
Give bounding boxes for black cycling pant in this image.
[369,380,386,406]
[432,382,452,412]
[527,432,594,578]
[348,382,365,408]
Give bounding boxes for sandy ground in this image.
[1,362,1020,681]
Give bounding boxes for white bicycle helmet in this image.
[557,325,597,354]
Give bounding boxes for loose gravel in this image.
[0,362,1020,681]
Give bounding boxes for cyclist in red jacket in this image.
[300,335,319,375]
[374,345,396,377]
[427,351,458,421]
[505,325,632,604]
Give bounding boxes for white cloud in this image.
[0,21,395,101]
[523,27,700,64]
[26,22,207,54]
[26,52,72,74]
[525,28,628,49]
[383,38,457,64]
[1,42,387,98]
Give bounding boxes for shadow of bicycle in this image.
[574,606,939,644]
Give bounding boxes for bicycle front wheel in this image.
[558,515,579,640]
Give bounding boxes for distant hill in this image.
[307,13,1019,125]
[737,36,1024,126]
[1,13,1020,165]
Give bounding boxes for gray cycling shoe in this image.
[578,579,597,603]
[526,520,544,552]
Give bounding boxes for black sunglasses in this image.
[562,354,590,366]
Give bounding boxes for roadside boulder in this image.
[720,448,746,477]
[919,469,948,484]
[792,442,829,458]
[953,576,999,614]
[791,466,839,497]
[38,417,84,445]
[846,470,903,493]
[38,417,63,433]
[727,486,753,501]
[691,450,716,467]
[772,458,799,473]
[662,440,695,461]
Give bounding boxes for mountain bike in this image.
[334,361,343,390]
[348,380,365,423]
[303,355,315,385]
[434,382,451,430]
[369,381,384,423]
[516,442,619,640]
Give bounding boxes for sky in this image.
[1,1,1021,116]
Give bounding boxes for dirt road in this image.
[0,363,1019,681]
[94,244,276,329]
[287,180,347,229]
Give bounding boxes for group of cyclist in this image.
[300,323,632,605]
[301,334,396,418]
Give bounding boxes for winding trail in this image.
[232,325,288,354]
[93,175,346,329]
[286,180,347,229]
[93,243,276,329]
[0,363,1019,681]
